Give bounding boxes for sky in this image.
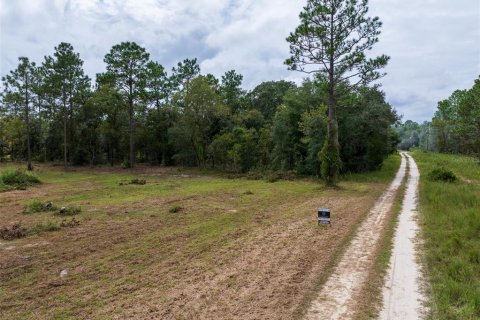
[0,0,479,122]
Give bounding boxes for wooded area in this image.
[396,76,480,159]
[0,44,399,176]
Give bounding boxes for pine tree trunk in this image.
[129,97,134,168]
[63,103,68,170]
[25,76,32,171]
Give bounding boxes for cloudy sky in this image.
[1,0,479,122]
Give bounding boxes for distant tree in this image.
[2,57,38,170]
[456,78,480,158]
[171,58,200,94]
[145,61,168,111]
[286,0,389,185]
[247,81,296,121]
[170,76,228,167]
[432,90,466,153]
[220,70,244,113]
[43,42,90,169]
[104,42,150,168]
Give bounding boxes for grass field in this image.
[411,151,480,320]
[1,156,400,320]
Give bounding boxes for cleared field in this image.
[411,151,480,320]
[1,156,399,320]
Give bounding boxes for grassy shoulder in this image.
[411,150,480,320]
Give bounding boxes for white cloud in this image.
[1,0,479,122]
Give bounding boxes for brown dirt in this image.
[0,166,388,319]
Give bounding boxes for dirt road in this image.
[379,153,427,319]
[305,153,407,319]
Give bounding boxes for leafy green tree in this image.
[2,57,38,170]
[104,42,150,168]
[337,86,398,172]
[170,76,228,167]
[299,106,328,176]
[286,0,389,185]
[458,78,480,158]
[247,80,296,121]
[94,84,127,166]
[432,90,466,153]
[43,42,91,169]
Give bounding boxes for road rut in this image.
[305,153,408,319]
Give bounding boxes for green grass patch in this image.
[0,169,41,190]
[55,207,82,216]
[27,221,61,235]
[24,200,58,214]
[411,150,480,319]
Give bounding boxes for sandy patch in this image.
[379,153,428,319]
[305,153,407,319]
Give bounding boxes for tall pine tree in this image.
[286,0,389,185]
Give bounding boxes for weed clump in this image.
[266,171,296,183]
[0,223,27,240]
[169,205,183,213]
[24,200,58,214]
[428,167,457,182]
[0,169,41,191]
[27,221,61,235]
[60,218,80,228]
[56,207,82,216]
[119,179,146,186]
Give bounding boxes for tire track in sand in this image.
[379,153,427,319]
[305,153,407,319]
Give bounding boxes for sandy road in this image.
[379,153,427,320]
[305,153,408,319]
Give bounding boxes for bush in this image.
[428,167,457,182]
[119,179,147,186]
[24,200,58,214]
[1,169,41,190]
[60,218,80,228]
[0,223,27,240]
[55,207,82,216]
[169,205,183,213]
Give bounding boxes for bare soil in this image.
[0,164,391,319]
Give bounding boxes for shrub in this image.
[169,205,183,213]
[119,179,147,186]
[60,218,80,228]
[428,167,457,182]
[0,223,27,240]
[0,169,41,190]
[56,207,82,216]
[1,169,40,185]
[24,200,58,214]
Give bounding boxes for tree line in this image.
[0,41,398,175]
[396,76,480,159]
[1,0,400,180]
[432,77,480,157]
